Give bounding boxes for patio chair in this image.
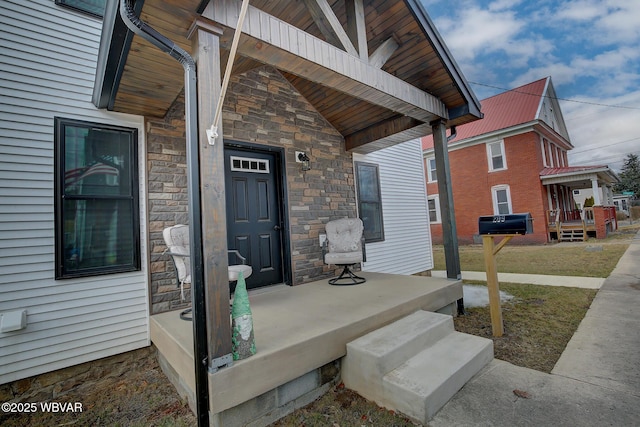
[323,218,366,285]
[162,224,252,320]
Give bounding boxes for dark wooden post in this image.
[431,119,464,312]
[189,19,233,371]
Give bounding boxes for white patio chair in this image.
[163,224,252,320]
[322,218,366,285]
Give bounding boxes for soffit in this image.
[101,0,481,151]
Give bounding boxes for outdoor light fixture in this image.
[296,151,311,171]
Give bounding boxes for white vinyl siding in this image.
[0,0,148,384]
[353,139,433,274]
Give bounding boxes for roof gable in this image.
[423,77,563,150]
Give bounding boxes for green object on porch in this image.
[231,272,256,360]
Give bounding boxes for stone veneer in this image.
[147,66,357,314]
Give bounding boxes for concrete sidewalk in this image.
[429,232,640,426]
[431,270,605,289]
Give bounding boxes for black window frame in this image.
[55,0,106,19]
[54,117,141,279]
[355,161,385,243]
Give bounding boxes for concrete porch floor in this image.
[150,271,462,418]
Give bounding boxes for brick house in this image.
[423,77,619,244]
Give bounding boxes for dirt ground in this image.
[0,354,196,427]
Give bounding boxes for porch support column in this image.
[591,177,601,205]
[431,119,463,308]
[189,20,233,369]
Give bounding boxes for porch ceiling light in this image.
[296,151,311,171]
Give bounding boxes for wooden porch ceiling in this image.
[96,0,482,153]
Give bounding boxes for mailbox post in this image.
[478,214,533,337]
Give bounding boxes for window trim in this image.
[486,140,507,172]
[354,161,385,243]
[491,184,513,215]
[55,0,106,18]
[426,157,437,183]
[54,117,141,279]
[427,195,441,224]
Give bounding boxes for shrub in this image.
[583,196,595,207]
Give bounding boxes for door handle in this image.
[273,225,281,231]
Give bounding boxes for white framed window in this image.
[427,195,441,224]
[547,143,554,167]
[491,185,512,215]
[486,141,506,171]
[426,157,437,182]
[541,138,548,167]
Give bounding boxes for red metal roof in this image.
[422,77,548,150]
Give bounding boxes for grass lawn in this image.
[432,240,630,277]
[455,281,597,373]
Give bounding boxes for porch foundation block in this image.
[151,272,462,426]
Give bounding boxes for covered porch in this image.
[94,0,483,424]
[151,272,461,425]
[541,166,620,241]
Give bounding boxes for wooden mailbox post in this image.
[478,214,533,337]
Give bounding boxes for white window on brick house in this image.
[427,195,441,223]
[541,138,548,167]
[547,142,555,167]
[486,140,506,171]
[491,185,512,215]
[426,157,437,182]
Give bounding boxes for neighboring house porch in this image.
[541,166,619,241]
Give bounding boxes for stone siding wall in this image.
[147,66,357,314]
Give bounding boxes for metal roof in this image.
[422,77,548,150]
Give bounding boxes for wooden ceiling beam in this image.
[345,0,368,60]
[203,0,448,122]
[369,37,399,68]
[345,115,426,152]
[301,0,358,56]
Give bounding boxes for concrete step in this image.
[342,310,453,392]
[383,331,494,423]
[342,310,493,425]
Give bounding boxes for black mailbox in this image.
[478,213,533,235]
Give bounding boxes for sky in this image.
[422,0,640,172]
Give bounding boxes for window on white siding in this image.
[487,141,506,171]
[56,0,106,18]
[492,185,513,215]
[427,195,441,224]
[54,118,140,279]
[355,161,385,243]
[426,157,437,182]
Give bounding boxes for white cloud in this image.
[564,91,640,171]
[434,6,524,62]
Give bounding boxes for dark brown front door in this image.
[225,147,283,290]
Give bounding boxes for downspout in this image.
[447,126,457,143]
[118,1,209,426]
